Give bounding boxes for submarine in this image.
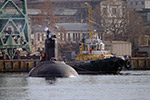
[29,30,78,78]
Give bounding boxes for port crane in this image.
[86,2,95,42]
[0,0,31,59]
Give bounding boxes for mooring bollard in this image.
[26,63,29,72]
[11,61,13,71]
[3,61,6,71]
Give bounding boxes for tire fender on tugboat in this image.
[124,59,132,70]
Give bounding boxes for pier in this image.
[131,57,150,70]
[0,57,150,72]
[0,59,39,72]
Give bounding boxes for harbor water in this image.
[0,71,150,100]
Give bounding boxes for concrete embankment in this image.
[131,57,150,70]
[0,59,40,72]
[0,57,150,72]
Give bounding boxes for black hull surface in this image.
[68,57,125,74]
[29,61,78,77]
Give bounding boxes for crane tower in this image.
[86,2,95,42]
[0,0,31,59]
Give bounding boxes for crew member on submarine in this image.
[29,27,78,78]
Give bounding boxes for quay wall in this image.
[131,57,150,70]
[0,58,150,72]
[0,59,40,72]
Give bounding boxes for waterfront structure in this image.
[98,0,126,40]
[56,23,103,60]
[100,0,125,18]
[28,0,127,58]
[126,0,150,22]
[27,0,104,57]
[30,23,103,59]
[30,25,47,56]
[126,0,150,54]
[105,41,132,56]
[0,0,31,59]
[126,0,150,10]
[26,0,102,23]
[56,23,90,43]
[0,0,137,58]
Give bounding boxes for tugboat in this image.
[68,36,126,74]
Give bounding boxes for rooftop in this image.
[56,23,104,31]
[56,23,89,31]
[29,0,101,2]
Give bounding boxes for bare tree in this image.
[125,10,146,40]
[93,0,147,55]
[32,0,59,28]
[124,10,147,55]
[93,0,127,41]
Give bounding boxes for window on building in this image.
[148,40,150,45]
[78,33,80,41]
[31,31,34,34]
[64,33,66,41]
[103,7,107,16]
[112,8,117,16]
[42,48,44,51]
[76,33,78,41]
[42,34,44,41]
[73,33,76,41]
[141,1,144,5]
[135,1,138,5]
[87,33,90,38]
[82,33,85,38]
[31,39,34,45]
[130,1,133,5]
[68,33,71,41]
[38,33,40,41]
[122,7,126,17]
[60,33,63,41]
[38,48,40,51]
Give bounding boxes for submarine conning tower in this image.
[45,37,56,60]
[29,29,78,78]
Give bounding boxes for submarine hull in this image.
[68,57,124,74]
[29,61,78,77]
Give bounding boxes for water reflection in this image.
[0,71,150,100]
[45,77,57,84]
[0,73,28,100]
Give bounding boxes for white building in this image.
[127,0,150,10]
[126,0,150,22]
[56,23,104,43]
[99,0,126,40]
[100,0,125,18]
[56,23,90,43]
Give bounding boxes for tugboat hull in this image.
[68,57,124,74]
